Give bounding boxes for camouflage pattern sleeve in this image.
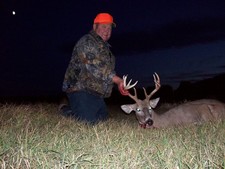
[62,31,116,97]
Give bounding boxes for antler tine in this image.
[127,79,138,89]
[123,75,138,90]
[128,88,139,102]
[123,75,127,89]
[145,72,161,100]
[143,87,148,99]
[153,72,161,89]
[123,75,139,103]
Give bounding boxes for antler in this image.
[123,73,160,103]
[143,72,161,101]
[123,75,138,90]
[123,75,139,103]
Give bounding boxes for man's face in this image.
[93,23,112,42]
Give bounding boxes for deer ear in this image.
[121,104,136,114]
[150,97,160,108]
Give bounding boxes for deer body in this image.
[121,73,225,128]
[149,99,225,128]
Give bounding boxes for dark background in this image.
[1,0,225,103]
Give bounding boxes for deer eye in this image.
[136,108,141,112]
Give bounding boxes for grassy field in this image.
[0,102,224,169]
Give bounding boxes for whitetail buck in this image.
[121,73,225,128]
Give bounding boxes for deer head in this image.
[121,73,161,128]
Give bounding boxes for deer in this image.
[121,73,225,128]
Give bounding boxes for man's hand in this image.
[112,75,130,96]
[118,81,129,96]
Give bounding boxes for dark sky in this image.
[1,0,225,97]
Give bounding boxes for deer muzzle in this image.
[139,119,154,128]
[146,119,154,126]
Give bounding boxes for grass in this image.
[0,102,224,169]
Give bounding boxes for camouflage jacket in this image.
[62,30,116,98]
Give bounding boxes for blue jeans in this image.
[61,91,109,124]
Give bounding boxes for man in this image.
[60,13,129,124]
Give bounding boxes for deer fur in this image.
[121,98,225,128]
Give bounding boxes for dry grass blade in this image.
[0,102,224,168]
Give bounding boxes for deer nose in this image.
[146,119,153,126]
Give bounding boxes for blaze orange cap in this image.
[94,13,116,27]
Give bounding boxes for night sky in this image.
[1,0,225,97]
